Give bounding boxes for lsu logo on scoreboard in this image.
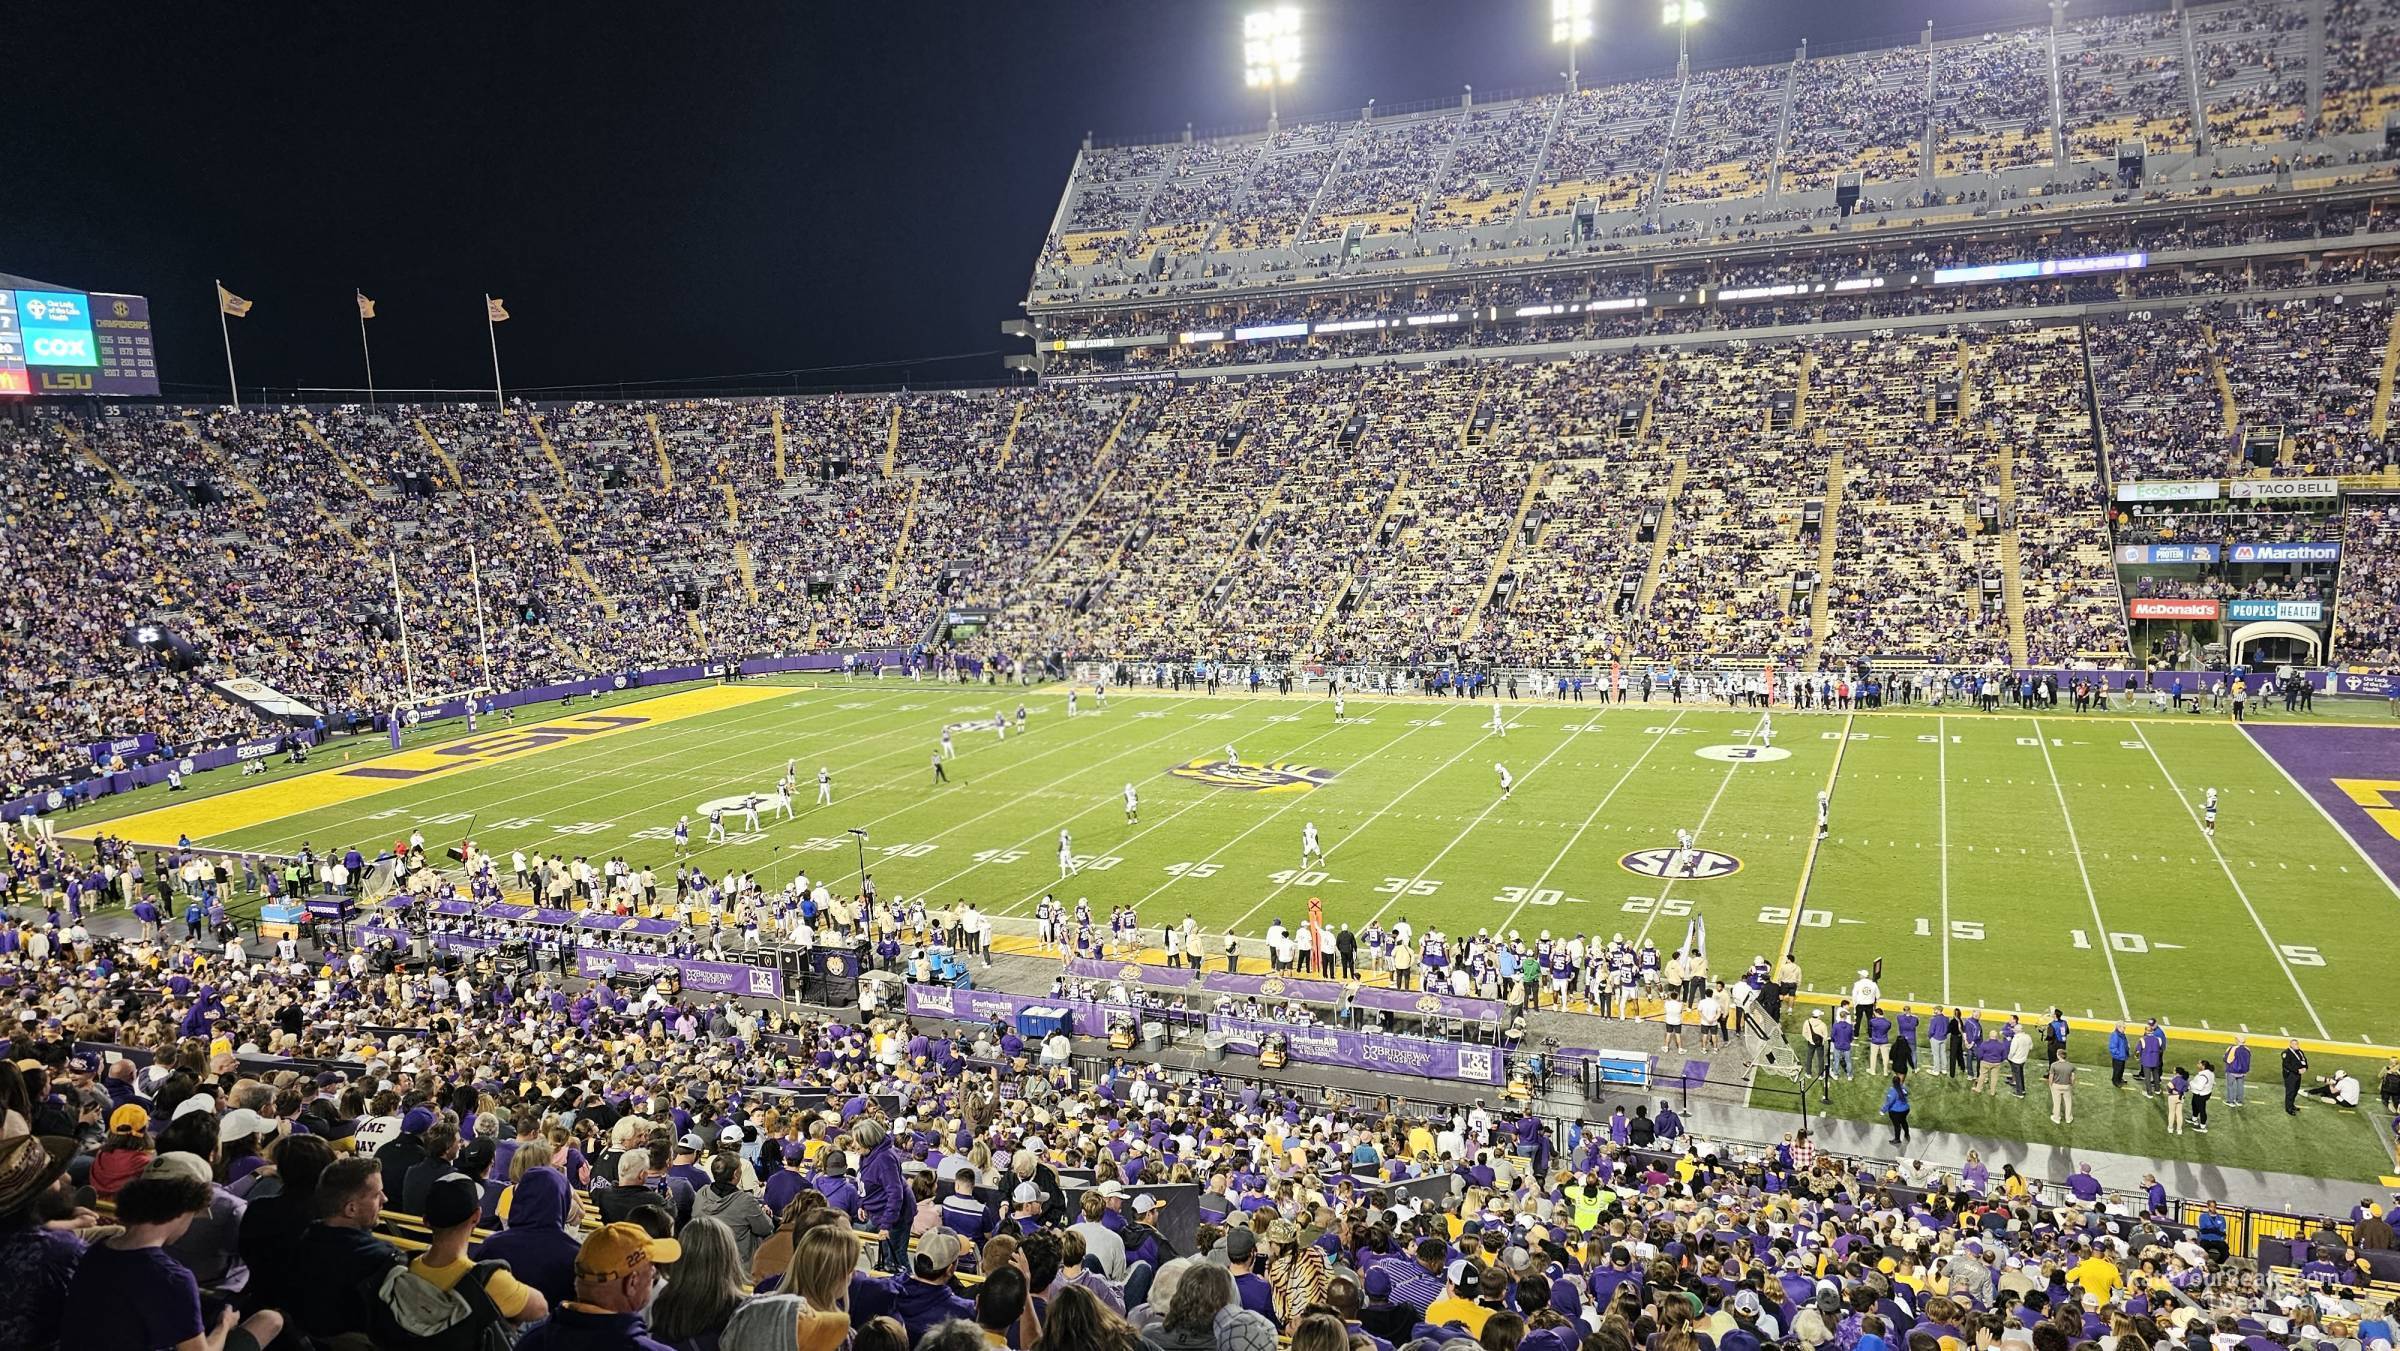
[1167,757,1337,793]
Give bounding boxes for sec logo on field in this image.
[1618,847,1743,880]
[1696,744,1790,762]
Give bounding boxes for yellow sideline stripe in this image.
[67,684,787,845]
[1779,712,1852,962]
[1783,989,2400,1060]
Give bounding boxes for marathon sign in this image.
[2227,599,2325,622]
[2115,480,2220,503]
[2128,598,2221,620]
[2229,542,2341,563]
[2230,478,2339,502]
[2114,543,2219,564]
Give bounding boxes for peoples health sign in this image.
[2229,542,2340,563]
[2227,599,2324,622]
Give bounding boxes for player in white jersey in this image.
[2202,786,2218,837]
[1496,763,1513,799]
[1816,789,1829,840]
[770,787,795,821]
[1301,822,1323,866]
[1489,700,1506,737]
[1037,893,1061,951]
[1675,827,1696,875]
[739,795,761,832]
[1758,713,1774,749]
[1068,689,1079,717]
[786,757,796,781]
[1123,782,1139,824]
[1058,829,1076,877]
[707,809,727,843]
[674,816,691,855]
[940,729,954,760]
[1334,691,1346,721]
[1094,683,1107,712]
[1225,743,1238,766]
[815,766,832,805]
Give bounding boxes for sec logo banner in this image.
[1618,847,1743,880]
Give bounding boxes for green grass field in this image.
[70,676,2400,1178]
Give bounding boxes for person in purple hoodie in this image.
[482,1165,585,1310]
[1830,1008,1858,1079]
[1866,1009,1893,1075]
[2225,1036,2251,1107]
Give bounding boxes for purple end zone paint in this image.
[2242,723,2400,892]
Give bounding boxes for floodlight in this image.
[1551,0,1594,45]
[1243,6,1303,89]
[1662,0,1706,24]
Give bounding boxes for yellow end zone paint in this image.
[68,684,788,845]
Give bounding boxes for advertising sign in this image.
[2115,481,2220,502]
[2229,542,2340,563]
[2229,479,2338,501]
[2114,543,2220,564]
[2128,598,2221,620]
[2227,599,2324,622]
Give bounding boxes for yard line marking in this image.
[2031,718,2131,1020]
[2234,725,2400,901]
[227,682,942,852]
[1355,724,1584,934]
[1121,722,1448,922]
[988,717,1365,918]
[1937,714,1952,1004]
[1640,711,1774,949]
[1496,712,1686,934]
[2131,725,2329,1039]
[681,696,1210,885]
[1771,712,1851,961]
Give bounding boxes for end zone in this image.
[65,684,788,846]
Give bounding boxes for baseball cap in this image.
[422,1172,484,1229]
[217,1108,272,1143]
[400,1106,438,1134]
[1012,1181,1043,1204]
[143,1152,215,1185]
[1732,1291,1764,1319]
[677,1134,705,1154]
[914,1228,964,1274]
[719,1125,744,1145]
[1266,1219,1299,1248]
[574,1221,682,1280]
[1131,1193,1158,1215]
[170,1095,218,1123]
[1095,1180,1125,1198]
[109,1104,151,1136]
[1447,1259,1482,1296]
[1226,1227,1258,1261]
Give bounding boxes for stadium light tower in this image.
[1244,7,1303,131]
[1552,0,1594,92]
[1661,0,1706,73]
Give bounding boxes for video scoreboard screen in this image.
[0,288,160,396]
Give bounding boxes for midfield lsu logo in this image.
[1167,757,1337,793]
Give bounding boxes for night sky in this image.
[6,0,2097,400]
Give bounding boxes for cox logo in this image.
[30,336,90,360]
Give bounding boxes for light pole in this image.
[1244,7,1303,132]
[848,827,869,892]
[1552,0,1593,92]
[1661,0,1706,74]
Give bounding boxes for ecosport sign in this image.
[2114,480,2219,502]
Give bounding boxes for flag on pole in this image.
[1683,913,1708,965]
[217,284,253,317]
[356,293,376,320]
[486,297,510,323]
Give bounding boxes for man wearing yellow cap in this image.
[514,1222,680,1351]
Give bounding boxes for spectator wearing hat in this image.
[890,1227,977,1341]
[1071,1189,1129,1281]
[665,1133,711,1194]
[412,1171,547,1332]
[1424,1258,1490,1337]
[288,1157,404,1342]
[1265,1216,1329,1323]
[1120,1192,1171,1269]
[376,1104,438,1202]
[62,1169,285,1351]
[90,1104,153,1198]
[1225,1223,1277,1320]
[516,1221,681,1351]
[0,1133,93,1351]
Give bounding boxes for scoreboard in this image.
[0,287,160,397]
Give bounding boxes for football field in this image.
[69,675,2400,1177]
[80,677,2400,1043]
